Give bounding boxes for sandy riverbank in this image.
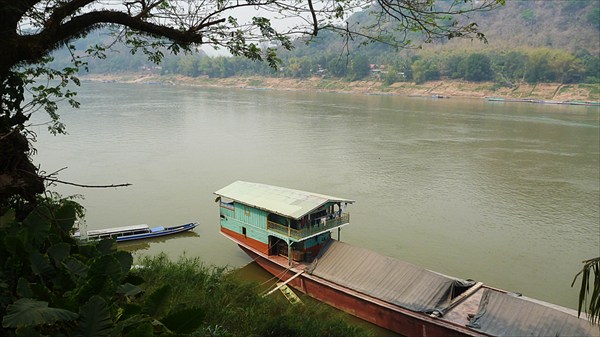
[81,73,600,102]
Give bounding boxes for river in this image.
[32,81,599,313]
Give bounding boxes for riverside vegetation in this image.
[53,1,600,101]
[0,196,371,337]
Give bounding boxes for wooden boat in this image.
[73,222,197,242]
[215,181,598,337]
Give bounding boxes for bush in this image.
[132,254,373,337]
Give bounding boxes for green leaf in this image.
[91,255,126,283]
[23,207,51,244]
[117,304,142,322]
[114,251,133,274]
[2,298,78,328]
[29,251,53,276]
[28,283,53,303]
[15,327,42,337]
[55,203,77,233]
[64,256,89,279]
[142,284,172,317]
[124,321,153,337]
[0,209,16,228]
[117,283,142,297]
[78,295,113,337]
[48,243,71,264]
[96,239,117,256]
[16,278,34,298]
[161,307,205,334]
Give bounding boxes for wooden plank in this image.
[277,282,303,305]
[263,270,304,297]
[431,282,484,318]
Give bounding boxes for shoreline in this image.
[81,73,600,104]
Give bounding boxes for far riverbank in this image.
[81,73,600,103]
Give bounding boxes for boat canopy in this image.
[306,241,475,314]
[86,224,149,236]
[214,181,354,220]
[467,289,599,337]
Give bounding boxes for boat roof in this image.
[308,241,597,337]
[467,288,598,336]
[306,240,475,314]
[214,181,355,220]
[86,224,149,236]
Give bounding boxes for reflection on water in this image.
[32,82,599,314]
[118,231,200,252]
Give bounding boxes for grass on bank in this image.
[131,254,373,337]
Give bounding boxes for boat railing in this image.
[267,213,349,240]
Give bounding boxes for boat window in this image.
[242,227,247,236]
[220,201,234,211]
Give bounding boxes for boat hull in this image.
[239,245,483,337]
[116,223,197,242]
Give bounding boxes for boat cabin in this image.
[214,181,354,265]
[74,224,151,241]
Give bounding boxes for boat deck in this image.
[226,231,599,337]
[442,288,485,327]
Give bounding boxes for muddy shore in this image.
[81,73,600,102]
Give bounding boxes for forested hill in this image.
[467,0,599,54]
[293,0,599,55]
[51,0,599,85]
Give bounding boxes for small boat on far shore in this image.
[74,222,198,242]
[486,96,600,106]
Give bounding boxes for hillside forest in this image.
[51,1,600,86]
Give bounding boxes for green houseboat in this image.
[215,181,597,337]
[215,180,354,265]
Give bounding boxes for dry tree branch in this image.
[44,177,132,189]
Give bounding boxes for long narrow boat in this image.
[74,222,198,242]
[215,181,598,337]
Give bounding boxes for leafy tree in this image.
[491,50,528,84]
[383,65,399,85]
[524,49,553,83]
[572,257,600,325]
[412,58,440,84]
[0,196,206,336]
[350,55,371,80]
[287,57,313,78]
[328,57,349,78]
[397,56,416,82]
[444,53,467,79]
[521,8,535,25]
[577,50,600,83]
[587,8,600,29]
[178,55,201,77]
[548,50,585,84]
[464,53,493,82]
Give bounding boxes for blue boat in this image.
[74,222,198,242]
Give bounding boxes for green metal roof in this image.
[214,181,354,220]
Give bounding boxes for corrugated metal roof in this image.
[467,289,599,337]
[214,181,354,219]
[306,241,475,313]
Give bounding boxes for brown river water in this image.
[33,82,599,318]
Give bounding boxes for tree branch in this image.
[44,177,132,189]
[47,0,96,28]
[307,0,319,36]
